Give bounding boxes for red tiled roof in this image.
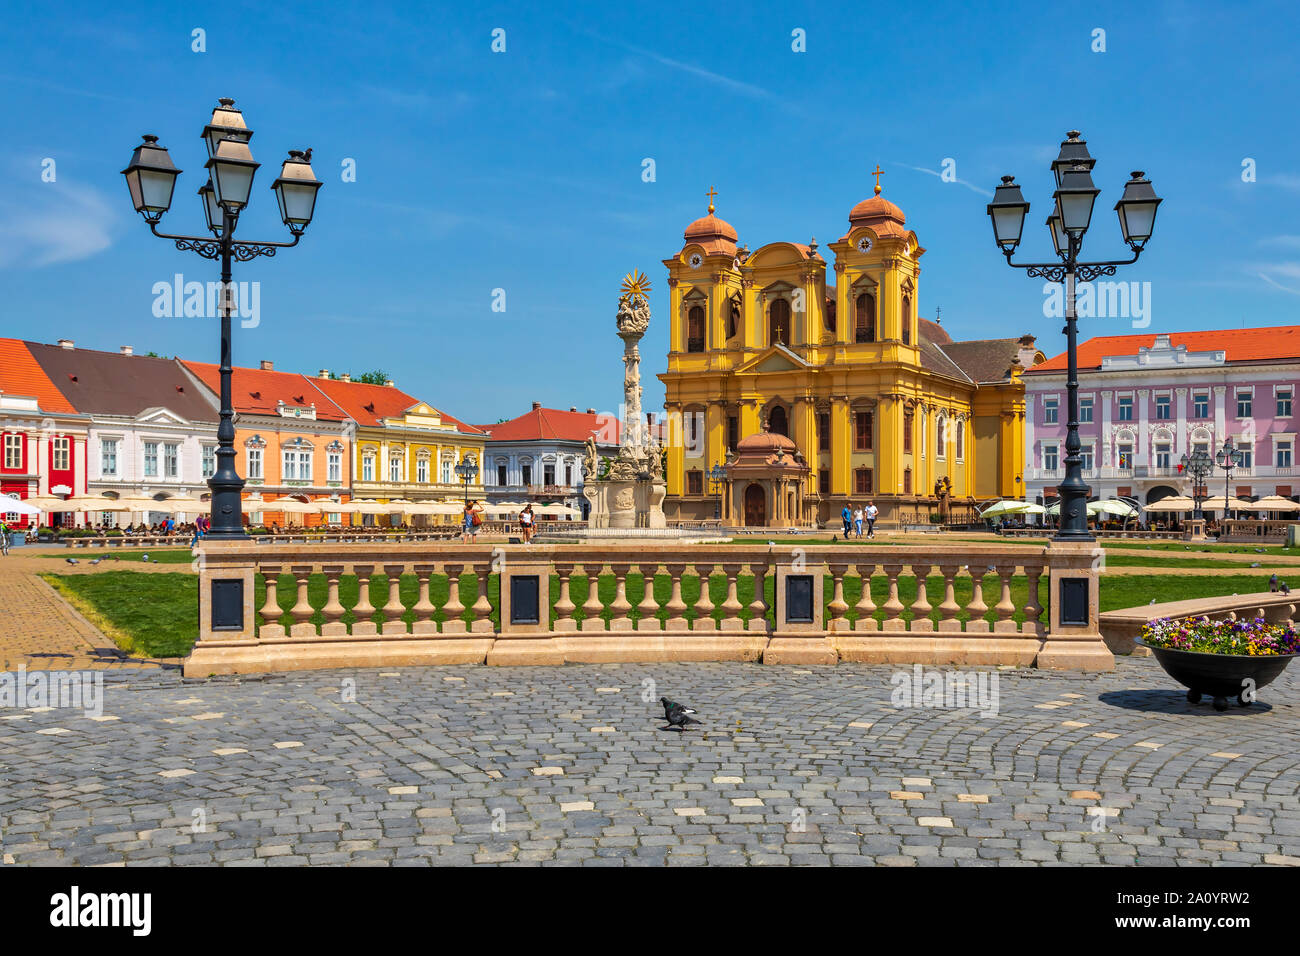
[181,361,349,420]
[1031,327,1300,373]
[308,376,484,433]
[0,338,78,413]
[477,407,619,444]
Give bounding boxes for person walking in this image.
[865,501,879,538]
[841,504,852,538]
[462,499,484,543]
[519,503,535,544]
[853,504,864,539]
[0,518,9,556]
[190,513,207,547]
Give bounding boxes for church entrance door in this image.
[744,483,766,527]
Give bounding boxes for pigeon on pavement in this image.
[65,557,77,564]
[1270,574,1279,592]
[659,697,700,732]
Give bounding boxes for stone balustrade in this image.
[187,540,1108,676]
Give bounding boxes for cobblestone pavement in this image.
[1,657,1298,866]
[0,552,172,671]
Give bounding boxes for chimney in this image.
[383,378,394,387]
[569,406,577,412]
[120,345,133,355]
[259,360,274,371]
[586,408,595,415]
[532,401,542,410]
[57,339,74,350]
[318,369,330,379]
[339,373,351,383]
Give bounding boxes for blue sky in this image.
[3,0,1298,422]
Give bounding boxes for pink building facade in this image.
[1023,329,1300,513]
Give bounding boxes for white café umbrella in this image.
[268,498,320,514]
[22,494,70,511]
[0,494,42,517]
[64,494,137,512]
[532,503,583,516]
[1089,498,1139,518]
[156,494,205,514]
[1251,495,1300,512]
[348,499,397,515]
[314,499,358,514]
[1142,495,1195,513]
[981,500,1041,518]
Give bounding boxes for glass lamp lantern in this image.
[270,150,323,233]
[121,135,182,223]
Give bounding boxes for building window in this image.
[769,406,789,437]
[247,447,263,479]
[53,436,70,471]
[1118,443,1134,469]
[565,463,573,486]
[1237,391,1252,418]
[544,464,556,486]
[497,464,507,486]
[819,468,830,495]
[936,417,946,459]
[1155,395,1171,419]
[522,464,532,486]
[1080,446,1094,471]
[1193,441,1209,457]
[202,445,215,478]
[903,410,913,454]
[854,411,873,451]
[903,467,912,494]
[163,443,179,478]
[441,460,452,484]
[818,413,830,451]
[143,441,158,477]
[1194,393,1209,417]
[854,292,875,343]
[1155,443,1171,469]
[956,420,964,460]
[389,457,402,482]
[1278,441,1292,468]
[284,449,311,481]
[687,306,705,353]
[1279,389,1293,417]
[329,452,343,483]
[1044,398,1058,424]
[769,298,791,346]
[1079,397,1093,423]
[728,415,739,452]
[901,294,912,345]
[854,468,873,494]
[1044,444,1059,471]
[687,469,703,495]
[362,455,374,481]
[1239,445,1253,469]
[1117,396,1133,421]
[416,458,427,483]
[101,439,118,477]
[3,434,21,470]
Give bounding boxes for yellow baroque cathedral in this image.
[658,179,1044,527]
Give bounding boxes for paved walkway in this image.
[1,659,1297,866]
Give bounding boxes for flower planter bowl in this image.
[1136,639,1297,711]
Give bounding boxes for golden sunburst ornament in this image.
[621,270,652,299]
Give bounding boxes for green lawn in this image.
[38,548,194,564]
[1101,553,1286,570]
[42,569,1277,659]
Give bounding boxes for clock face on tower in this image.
[688,252,703,269]
[856,236,873,253]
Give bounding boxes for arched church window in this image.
[687,307,705,353]
[769,298,791,346]
[769,406,789,437]
[901,294,912,345]
[855,293,875,343]
[936,416,946,459]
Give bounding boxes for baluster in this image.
[636,563,662,631]
[320,564,347,636]
[993,564,1017,632]
[380,564,407,634]
[664,562,689,631]
[1023,564,1044,635]
[411,564,436,634]
[693,563,716,631]
[468,561,493,633]
[440,562,466,634]
[259,564,285,638]
[349,564,377,635]
[881,563,905,632]
[827,563,850,633]
[853,563,877,632]
[608,563,634,631]
[553,562,577,631]
[580,563,605,632]
[719,563,744,631]
[965,563,990,633]
[936,563,961,632]
[747,560,769,634]
[909,563,934,632]
[289,565,315,637]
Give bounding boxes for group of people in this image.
[460,501,539,543]
[841,502,879,539]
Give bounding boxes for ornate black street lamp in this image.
[1179,449,1213,521]
[122,98,322,541]
[1215,438,1244,531]
[987,131,1161,542]
[455,455,479,506]
[707,462,728,520]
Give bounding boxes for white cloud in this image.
[0,179,116,269]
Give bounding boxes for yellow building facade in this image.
[658,183,1042,526]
